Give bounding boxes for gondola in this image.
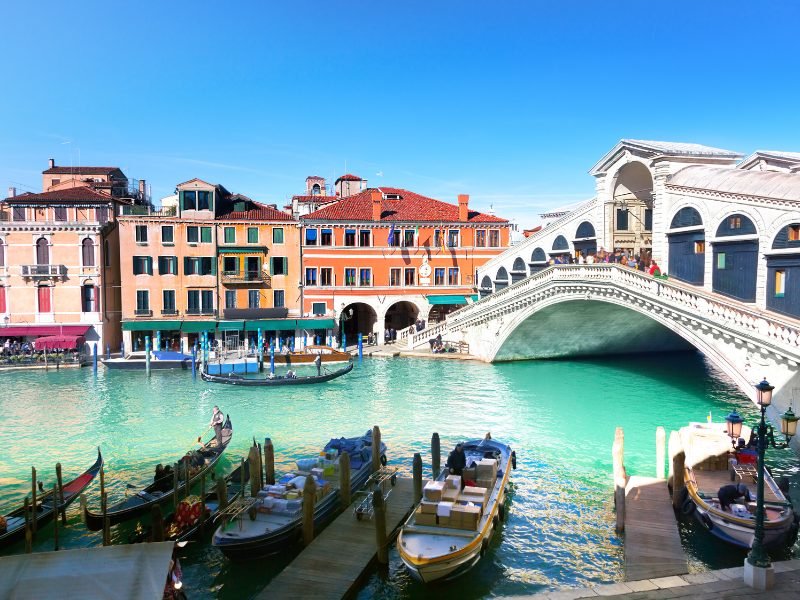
[0,449,103,548]
[272,345,351,365]
[84,416,233,531]
[200,361,353,386]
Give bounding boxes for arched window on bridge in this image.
[511,257,527,283]
[667,207,705,285]
[494,267,509,291]
[766,222,800,319]
[529,247,547,274]
[479,275,493,298]
[551,235,570,261]
[712,213,758,302]
[573,221,597,259]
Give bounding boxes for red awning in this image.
[35,335,86,350]
[0,325,91,337]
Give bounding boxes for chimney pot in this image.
[458,194,469,222]
[370,190,382,221]
[48,158,54,169]
[8,186,16,198]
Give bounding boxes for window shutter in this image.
[211,258,217,275]
[282,257,288,274]
[269,257,274,275]
[184,257,191,275]
[133,257,139,275]
[94,286,101,312]
[146,257,153,275]
[0,287,5,313]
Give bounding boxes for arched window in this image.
[716,214,757,237]
[82,238,95,267]
[552,235,569,251]
[575,221,596,239]
[531,247,546,263]
[312,183,321,195]
[512,258,526,272]
[495,267,509,281]
[36,238,49,265]
[670,207,703,229]
[480,276,492,289]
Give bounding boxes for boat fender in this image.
[681,499,696,516]
[700,512,713,530]
[498,502,506,522]
[380,455,387,467]
[511,451,517,470]
[480,537,488,557]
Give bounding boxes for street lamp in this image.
[725,410,743,447]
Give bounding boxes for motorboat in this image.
[101,350,193,370]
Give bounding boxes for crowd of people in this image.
[1,338,82,363]
[551,247,662,276]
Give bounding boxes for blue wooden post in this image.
[303,333,307,349]
[358,333,363,361]
[134,338,139,352]
[105,344,110,360]
[290,336,295,351]
[191,345,197,379]
[257,328,264,371]
[120,341,124,357]
[155,331,161,352]
[279,336,283,350]
[342,332,346,350]
[145,336,151,377]
[93,343,98,376]
[269,346,275,374]
[315,335,319,345]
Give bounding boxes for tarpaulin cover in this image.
[35,335,85,350]
[0,325,90,337]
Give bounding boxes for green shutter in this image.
[282,257,288,274]
[248,227,258,243]
[146,257,153,275]
[211,258,217,275]
[269,257,274,275]
[201,227,212,243]
[133,257,139,275]
[178,191,185,211]
[183,257,190,275]
[273,228,284,244]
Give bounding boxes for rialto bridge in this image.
[408,140,800,429]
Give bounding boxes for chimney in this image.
[458,194,469,222]
[7,186,16,198]
[48,158,55,169]
[370,190,382,221]
[138,179,146,195]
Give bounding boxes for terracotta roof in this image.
[217,200,295,222]
[3,187,118,203]
[292,195,337,204]
[302,187,508,223]
[43,166,123,176]
[335,173,362,182]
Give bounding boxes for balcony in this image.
[161,309,179,316]
[186,308,217,316]
[134,309,153,316]
[222,271,271,286]
[21,265,67,280]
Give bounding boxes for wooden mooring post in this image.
[31,466,37,538]
[372,426,382,473]
[431,432,441,479]
[52,484,59,550]
[656,426,666,479]
[249,445,261,498]
[151,504,165,542]
[216,477,228,511]
[373,486,388,564]
[56,462,66,524]
[23,497,31,553]
[612,427,627,533]
[264,438,275,486]
[339,451,351,510]
[302,474,316,546]
[669,430,686,510]
[412,453,423,503]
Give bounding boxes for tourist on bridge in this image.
[209,406,225,450]
[717,483,751,512]
[648,260,661,276]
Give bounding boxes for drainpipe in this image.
[299,221,304,317]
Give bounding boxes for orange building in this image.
[300,186,511,344]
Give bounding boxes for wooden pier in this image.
[258,477,418,599]
[624,475,688,581]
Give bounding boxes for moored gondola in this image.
[0,449,103,548]
[201,361,353,386]
[83,417,232,531]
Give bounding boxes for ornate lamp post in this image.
[725,410,743,447]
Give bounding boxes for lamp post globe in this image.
[725,410,744,445]
[755,378,774,407]
[780,407,799,443]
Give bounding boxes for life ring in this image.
[380,455,387,467]
[681,499,696,516]
[700,513,714,530]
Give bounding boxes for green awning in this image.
[180,321,216,333]
[244,319,296,331]
[296,319,335,329]
[122,320,182,332]
[217,320,245,331]
[426,295,469,305]
[217,246,268,255]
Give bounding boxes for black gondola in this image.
[84,417,233,531]
[0,449,103,547]
[200,362,353,386]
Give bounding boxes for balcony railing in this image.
[134,309,153,316]
[161,309,179,316]
[121,205,176,217]
[222,271,270,285]
[21,265,67,278]
[186,308,217,316]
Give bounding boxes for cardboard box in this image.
[436,501,454,517]
[462,466,477,481]
[420,500,438,514]
[476,458,497,480]
[442,487,460,502]
[463,486,489,502]
[415,507,437,527]
[437,514,452,527]
[423,481,445,502]
[445,474,462,489]
[459,494,486,511]
[476,478,495,491]
[451,505,480,530]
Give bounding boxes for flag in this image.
[440,227,446,252]
[387,222,396,246]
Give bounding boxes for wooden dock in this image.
[258,477,418,599]
[623,475,688,582]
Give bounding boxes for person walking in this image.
[209,406,225,450]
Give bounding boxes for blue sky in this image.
[1,1,798,228]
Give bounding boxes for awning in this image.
[122,321,182,332]
[35,335,85,350]
[246,319,297,331]
[0,325,90,337]
[217,320,245,331]
[296,318,335,329]
[218,246,268,254]
[426,295,470,305]
[180,321,216,333]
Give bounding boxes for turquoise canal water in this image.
[1,352,799,598]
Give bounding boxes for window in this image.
[344,230,356,247]
[305,267,317,286]
[273,228,284,244]
[404,268,415,286]
[390,268,401,286]
[717,253,726,270]
[247,227,259,243]
[273,289,285,308]
[82,238,95,266]
[344,268,356,286]
[224,227,236,244]
[789,225,800,242]
[489,230,500,247]
[476,230,486,247]
[390,229,401,247]
[135,225,148,244]
[37,286,51,313]
[312,302,326,316]
[694,241,705,254]
[448,268,459,286]
[201,290,214,313]
[320,229,333,246]
[104,240,110,267]
[163,290,176,314]
[201,227,212,243]
[96,206,108,224]
[359,268,371,286]
[54,207,67,222]
[729,216,742,230]
[223,256,239,274]
[434,268,445,285]
[161,225,174,244]
[81,284,96,312]
[448,230,459,248]
[616,209,629,231]
[36,237,49,264]
[644,208,653,231]
[320,267,333,286]
[403,230,415,247]
[136,290,150,314]
[359,230,371,247]
[181,190,196,211]
[305,229,318,245]
[248,290,260,308]
[13,207,25,221]
[158,256,178,275]
[51,178,60,185]
[184,257,215,275]
[270,256,288,276]
[775,270,786,297]
[187,290,200,314]
[434,230,444,248]
[197,190,212,211]
[133,256,153,275]
[187,226,199,243]
[225,290,237,309]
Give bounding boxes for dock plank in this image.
[257,477,418,599]
[623,475,688,582]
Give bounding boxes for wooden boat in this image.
[272,345,351,365]
[200,361,353,386]
[680,421,798,549]
[101,350,193,370]
[0,449,103,548]
[84,416,233,531]
[398,438,515,583]
[212,430,386,560]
